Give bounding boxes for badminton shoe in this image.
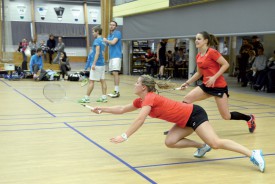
[96,97,108,103]
[194,144,211,158]
[247,114,256,133]
[108,91,120,98]
[78,97,90,103]
[250,150,265,172]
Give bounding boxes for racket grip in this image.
[81,104,102,113]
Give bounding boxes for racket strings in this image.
[156,80,177,89]
[43,84,66,103]
[155,80,182,94]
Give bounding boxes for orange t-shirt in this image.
[196,48,227,88]
[133,92,193,127]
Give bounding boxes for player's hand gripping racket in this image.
[80,104,102,114]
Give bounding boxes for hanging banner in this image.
[54,6,65,21]
[70,8,81,22]
[89,9,99,23]
[16,5,27,20]
[37,6,48,20]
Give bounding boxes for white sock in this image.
[102,95,107,99]
[84,95,89,99]
[115,86,119,92]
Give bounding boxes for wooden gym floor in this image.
[0,74,274,184]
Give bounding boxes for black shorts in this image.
[159,57,167,66]
[185,105,209,130]
[199,83,229,98]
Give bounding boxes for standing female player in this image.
[180,31,256,133]
[92,75,265,172]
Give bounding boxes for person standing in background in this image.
[156,39,168,80]
[103,21,122,98]
[21,38,28,61]
[79,26,107,103]
[238,38,253,87]
[53,36,65,64]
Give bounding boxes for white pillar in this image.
[228,36,237,76]
[122,40,130,75]
[188,38,197,85]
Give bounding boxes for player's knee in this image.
[164,139,176,148]
[207,140,220,150]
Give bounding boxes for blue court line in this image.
[134,153,275,169]
[0,79,12,87]
[0,80,55,117]
[64,122,157,184]
[13,89,56,117]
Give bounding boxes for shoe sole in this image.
[78,101,90,103]
[259,150,265,173]
[108,94,120,98]
[110,96,120,98]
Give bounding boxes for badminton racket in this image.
[43,83,97,111]
[81,104,102,113]
[155,80,185,93]
[158,87,182,94]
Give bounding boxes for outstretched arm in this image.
[110,105,151,143]
[93,103,137,114]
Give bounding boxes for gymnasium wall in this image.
[122,0,275,40]
[3,0,123,56]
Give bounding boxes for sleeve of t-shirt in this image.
[94,39,100,46]
[209,48,222,61]
[114,31,121,40]
[133,98,142,108]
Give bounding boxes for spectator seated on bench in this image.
[248,47,267,89]
[254,50,275,92]
[145,47,157,77]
